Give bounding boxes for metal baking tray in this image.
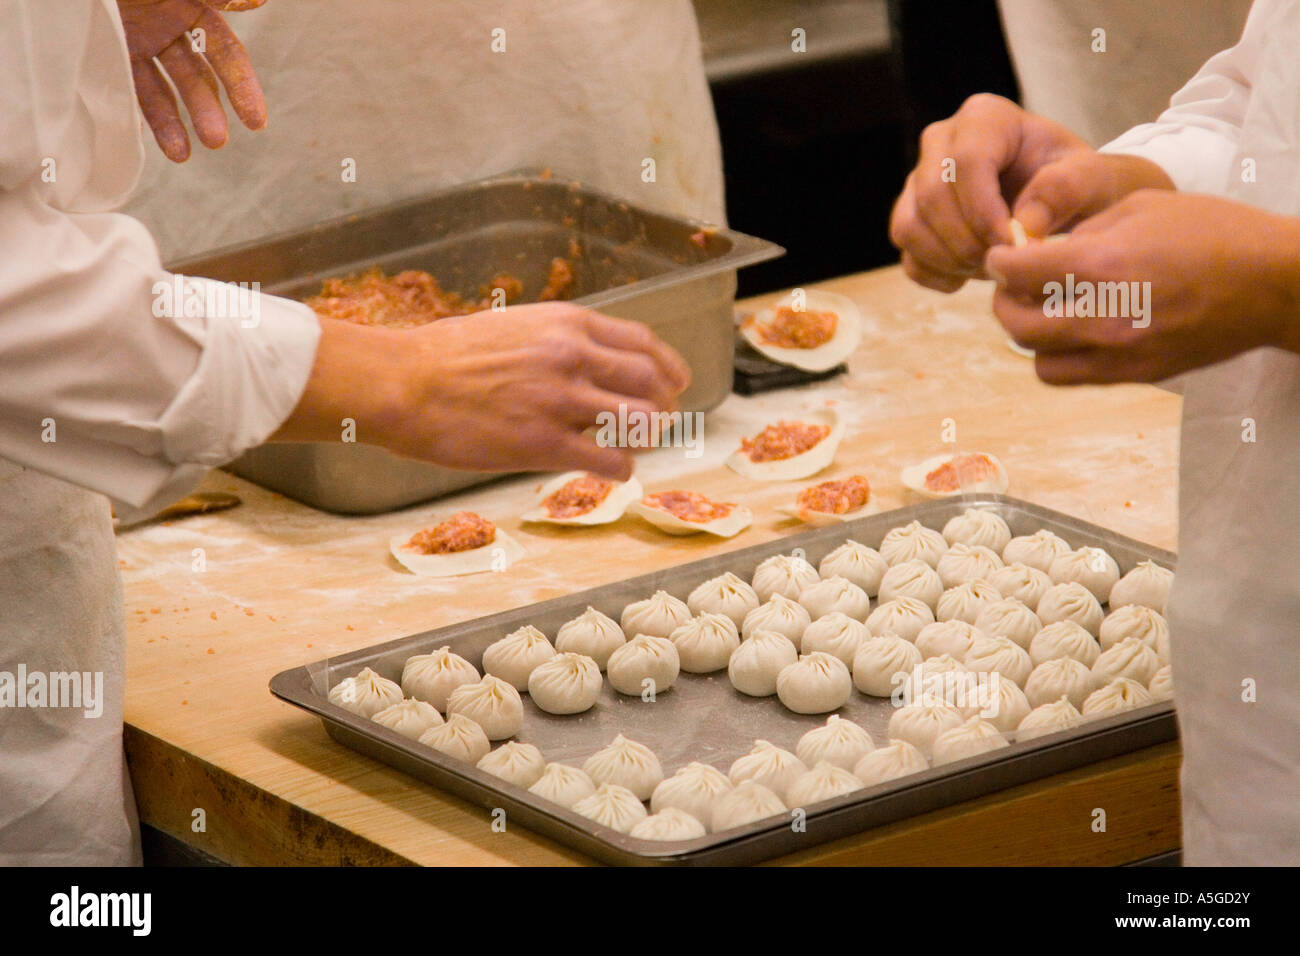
[171,169,783,514]
[269,495,1177,865]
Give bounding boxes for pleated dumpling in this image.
[670,613,741,674]
[687,572,760,628]
[786,761,864,806]
[370,698,444,739]
[935,543,1005,589]
[852,635,922,697]
[931,717,1009,766]
[941,508,1012,552]
[630,808,708,841]
[527,652,603,715]
[1049,546,1120,603]
[481,625,556,690]
[798,575,870,621]
[741,594,811,646]
[554,606,626,670]
[879,520,948,567]
[853,739,929,786]
[1024,656,1095,710]
[400,648,479,711]
[974,597,1041,649]
[650,762,734,829]
[776,652,853,714]
[1029,620,1101,667]
[620,590,692,639]
[728,740,808,803]
[446,675,524,740]
[329,667,403,719]
[1016,696,1084,740]
[865,597,935,643]
[877,559,945,610]
[818,540,889,595]
[1002,529,1070,573]
[728,630,799,697]
[751,553,821,602]
[1081,677,1155,716]
[476,742,546,788]
[800,612,871,666]
[935,580,1003,625]
[711,781,788,831]
[987,562,1052,610]
[572,783,648,833]
[607,634,680,697]
[528,763,596,809]
[796,715,875,770]
[418,713,491,764]
[1037,582,1104,637]
[582,734,664,800]
[1108,560,1174,613]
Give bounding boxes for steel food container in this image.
[172,169,783,514]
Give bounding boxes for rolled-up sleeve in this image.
[1100,1,1270,193]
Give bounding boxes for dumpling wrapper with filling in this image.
[521,472,643,526]
[726,409,844,482]
[629,494,753,538]
[777,475,876,526]
[390,523,524,577]
[739,288,864,372]
[900,452,1009,498]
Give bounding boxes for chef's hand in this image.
[274,304,692,480]
[889,93,1175,292]
[984,190,1300,384]
[117,0,268,163]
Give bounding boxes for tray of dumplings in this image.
[270,494,1177,866]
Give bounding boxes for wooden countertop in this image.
[117,266,1183,866]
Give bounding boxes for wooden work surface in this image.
[117,266,1183,866]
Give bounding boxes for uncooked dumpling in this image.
[931,717,1010,765]
[818,540,889,595]
[776,652,853,714]
[796,714,875,770]
[1016,696,1084,740]
[400,647,480,711]
[978,676,1031,732]
[865,596,935,642]
[476,741,546,788]
[328,667,403,719]
[630,807,708,841]
[879,521,948,567]
[798,575,871,621]
[974,597,1041,650]
[1029,620,1101,667]
[1108,560,1174,613]
[606,634,681,697]
[1090,636,1161,686]
[650,762,733,829]
[914,620,982,661]
[620,590,692,639]
[526,652,603,714]
[877,559,945,610]
[887,703,964,760]
[572,783,648,833]
[751,553,821,602]
[370,698,443,739]
[853,739,929,786]
[963,634,1034,687]
[481,625,556,691]
[1049,546,1120,603]
[1024,656,1096,709]
[1002,529,1070,573]
[741,594,811,646]
[936,542,1005,589]
[445,675,524,740]
[670,612,741,674]
[687,572,760,628]
[1148,664,1174,700]
[1098,604,1169,653]
[710,781,787,831]
[728,740,808,803]
[941,508,1012,552]
[988,562,1052,610]
[528,763,596,809]
[728,630,799,697]
[852,635,923,697]
[554,606,625,670]
[1081,677,1155,716]
[1037,582,1104,637]
[800,612,871,666]
[583,734,664,800]
[935,580,1003,625]
[786,761,865,806]
[418,713,491,764]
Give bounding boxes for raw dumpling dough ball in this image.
[1049,546,1120,603]
[915,620,983,662]
[400,648,479,711]
[1108,560,1174,613]
[936,543,1004,589]
[728,630,799,697]
[1029,620,1101,667]
[741,594,811,646]
[329,667,403,719]
[853,739,929,786]
[371,698,444,739]
[786,761,865,806]
[1024,656,1096,709]
[583,734,664,800]
[963,634,1034,687]
[801,612,871,666]
[528,763,596,809]
[887,703,964,760]
[687,572,760,628]
[527,652,603,715]
[711,781,788,831]
[572,783,648,833]
[852,634,925,697]
[418,713,491,764]
[751,553,820,602]
[670,612,741,673]
[1016,696,1084,740]
[866,596,935,643]
[978,676,1031,732]
[482,625,556,691]
[879,520,948,568]
[796,714,875,770]
[776,652,853,714]
[1002,528,1070,573]
[818,540,889,596]
[607,635,680,697]
[877,559,945,611]
[554,606,625,670]
[621,590,692,639]
[941,508,1012,552]
[988,562,1052,610]
[476,741,546,788]
[935,580,1003,625]
[974,597,1041,650]
[1036,582,1104,637]
[630,807,708,841]
[446,675,524,739]
[931,717,1009,765]
[728,740,808,803]
[1148,664,1174,700]
[1098,604,1169,654]
[1081,677,1155,716]
[799,575,871,621]
[650,762,733,829]
[1090,636,1161,687]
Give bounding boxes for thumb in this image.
[1012,150,1120,239]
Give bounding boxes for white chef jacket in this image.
[0,1,320,864]
[997,0,1253,147]
[1102,0,1300,865]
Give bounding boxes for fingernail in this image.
[1015,200,1051,239]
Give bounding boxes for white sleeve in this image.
[0,0,321,520]
[1099,0,1271,194]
